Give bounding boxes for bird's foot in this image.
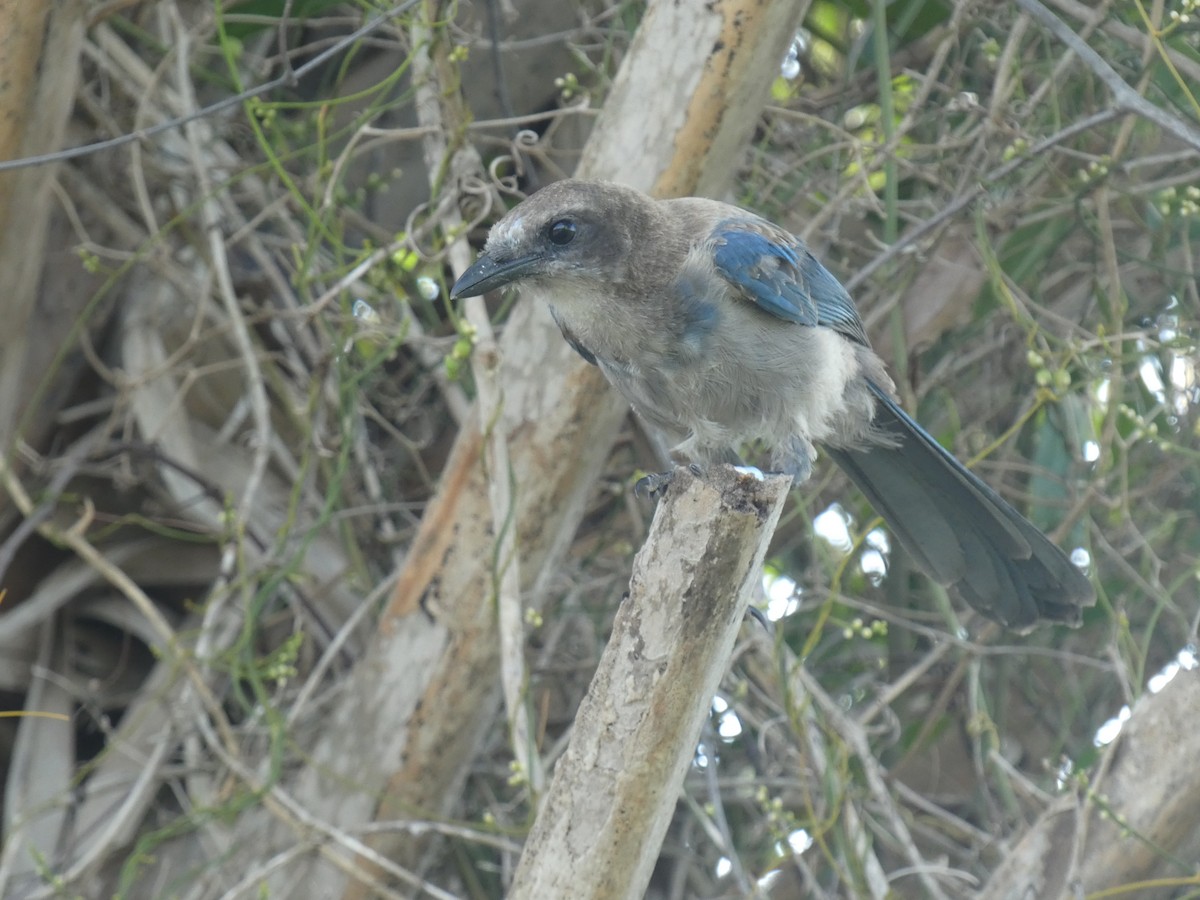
[634,471,673,499]
[634,464,705,499]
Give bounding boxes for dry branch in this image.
[980,667,1200,900]
[508,468,790,900]
[0,0,85,452]
[1015,0,1200,151]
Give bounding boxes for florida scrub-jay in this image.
[451,180,1094,630]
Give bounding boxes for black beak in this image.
[450,251,545,299]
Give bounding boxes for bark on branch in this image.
[0,0,84,455]
[508,468,791,900]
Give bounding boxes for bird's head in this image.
[450,180,657,299]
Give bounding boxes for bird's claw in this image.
[635,463,771,498]
[634,464,706,499]
[746,605,774,633]
[634,471,675,499]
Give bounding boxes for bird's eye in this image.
[548,218,577,246]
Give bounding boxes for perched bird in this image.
[451,180,1095,630]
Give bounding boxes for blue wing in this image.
[710,220,870,347]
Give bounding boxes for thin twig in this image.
[194,709,459,900]
[1014,0,1200,151]
[0,1,423,173]
[846,108,1120,291]
[794,666,956,900]
[410,0,545,799]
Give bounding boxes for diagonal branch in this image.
[508,468,791,899]
[1014,0,1200,152]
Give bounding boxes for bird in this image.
[450,179,1095,630]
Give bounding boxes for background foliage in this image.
[0,0,1197,897]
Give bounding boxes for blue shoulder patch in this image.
[711,219,869,347]
[711,225,818,327]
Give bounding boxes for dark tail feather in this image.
[825,383,1095,630]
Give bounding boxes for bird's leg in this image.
[771,435,814,484]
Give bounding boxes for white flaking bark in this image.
[508,467,791,900]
